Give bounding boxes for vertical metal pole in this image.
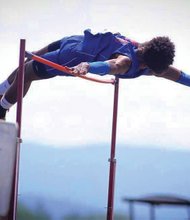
[16,39,25,137]
[107,77,120,220]
[150,204,155,220]
[187,205,190,220]
[129,201,134,220]
[9,39,25,220]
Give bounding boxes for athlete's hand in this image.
[71,62,89,75]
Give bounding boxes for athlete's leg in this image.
[0,41,58,97]
[0,60,33,97]
[0,44,76,119]
[4,61,41,104]
[0,60,49,119]
[0,69,17,97]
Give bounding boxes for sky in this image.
[0,0,190,150]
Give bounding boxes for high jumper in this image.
[0,29,189,120]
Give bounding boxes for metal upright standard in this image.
[9,39,25,220]
[107,77,120,220]
[16,39,25,137]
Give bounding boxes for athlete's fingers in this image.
[71,62,89,75]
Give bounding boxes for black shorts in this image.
[32,60,55,79]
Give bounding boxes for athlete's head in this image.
[141,36,175,73]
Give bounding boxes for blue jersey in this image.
[41,29,149,78]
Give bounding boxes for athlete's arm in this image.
[152,66,180,81]
[72,55,131,76]
[106,55,131,75]
[151,66,190,87]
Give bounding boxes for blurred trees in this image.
[17,204,51,220]
[17,203,127,220]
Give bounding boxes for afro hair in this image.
[142,36,175,73]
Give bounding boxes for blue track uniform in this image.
[34,29,149,79]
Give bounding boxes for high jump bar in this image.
[25,51,115,85]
